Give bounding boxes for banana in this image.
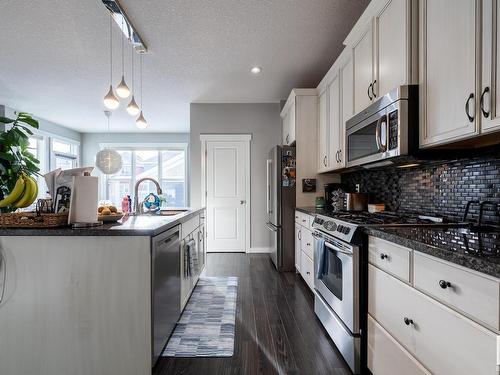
[0,175,26,208]
[14,175,38,208]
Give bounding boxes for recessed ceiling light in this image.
[250,66,262,74]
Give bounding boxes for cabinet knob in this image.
[380,253,388,260]
[306,243,311,246]
[403,317,414,326]
[439,280,452,289]
[306,271,310,275]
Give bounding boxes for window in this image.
[104,145,187,208]
[27,136,47,200]
[51,139,79,170]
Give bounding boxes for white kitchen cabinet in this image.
[282,89,320,208]
[369,264,499,375]
[352,23,374,114]
[368,236,412,283]
[294,210,315,292]
[481,0,500,133]
[374,0,412,99]
[295,223,301,272]
[318,88,329,172]
[368,315,431,375]
[327,72,342,170]
[419,0,479,147]
[338,51,353,168]
[414,251,500,331]
[346,0,416,114]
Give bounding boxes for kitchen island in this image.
[0,207,205,375]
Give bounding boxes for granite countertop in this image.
[0,207,205,237]
[295,206,500,278]
[366,227,500,279]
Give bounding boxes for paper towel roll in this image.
[68,175,98,224]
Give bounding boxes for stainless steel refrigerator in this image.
[266,146,296,272]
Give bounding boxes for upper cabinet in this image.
[481,0,500,134]
[347,0,416,114]
[420,0,500,147]
[318,88,329,172]
[419,0,479,147]
[352,23,375,114]
[282,97,296,146]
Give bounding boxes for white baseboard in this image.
[248,247,270,253]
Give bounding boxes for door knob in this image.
[240,200,246,205]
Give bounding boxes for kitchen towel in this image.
[314,235,327,279]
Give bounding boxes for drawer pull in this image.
[403,317,414,326]
[380,253,388,260]
[306,271,310,275]
[306,243,311,246]
[439,280,452,289]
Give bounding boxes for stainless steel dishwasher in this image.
[152,225,181,365]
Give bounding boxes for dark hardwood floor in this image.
[154,253,351,375]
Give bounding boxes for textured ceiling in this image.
[0,0,369,133]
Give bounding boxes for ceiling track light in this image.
[102,0,147,53]
[103,14,119,110]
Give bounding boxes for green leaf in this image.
[18,117,39,128]
[0,152,15,162]
[17,125,34,135]
[0,117,15,124]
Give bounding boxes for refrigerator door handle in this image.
[265,222,278,232]
[266,159,272,214]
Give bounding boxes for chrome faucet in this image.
[134,177,163,214]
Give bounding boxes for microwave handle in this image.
[375,115,388,152]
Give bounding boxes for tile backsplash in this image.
[341,148,500,224]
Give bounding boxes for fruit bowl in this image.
[98,212,124,223]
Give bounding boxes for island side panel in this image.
[0,236,152,375]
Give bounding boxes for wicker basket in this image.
[0,212,69,228]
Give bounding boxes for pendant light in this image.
[95,111,123,175]
[136,53,148,129]
[103,15,119,110]
[116,18,131,99]
[127,43,140,116]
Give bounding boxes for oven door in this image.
[314,234,359,334]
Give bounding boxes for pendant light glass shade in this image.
[103,85,119,110]
[95,110,122,175]
[127,95,140,116]
[116,75,130,98]
[95,148,123,174]
[136,111,148,129]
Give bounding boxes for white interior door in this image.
[205,138,249,253]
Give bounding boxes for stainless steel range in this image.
[312,214,364,374]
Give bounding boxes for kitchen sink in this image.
[158,209,189,216]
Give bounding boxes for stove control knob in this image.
[344,227,351,235]
[337,225,344,233]
[324,221,337,231]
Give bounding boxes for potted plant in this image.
[0,112,41,213]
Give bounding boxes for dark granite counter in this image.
[296,206,500,278]
[366,227,500,279]
[0,207,205,237]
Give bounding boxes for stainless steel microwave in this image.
[346,85,418,168]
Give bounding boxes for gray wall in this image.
[3,105,81,142]
[190,103,282,249]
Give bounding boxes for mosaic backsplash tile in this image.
[341,149,500,224]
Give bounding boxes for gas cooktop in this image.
[312,210,499,247]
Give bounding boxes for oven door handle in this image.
[375,115,388,152]
[324,240,353,256]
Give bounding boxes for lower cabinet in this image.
[295,210,315,292]
[368,315,431,375]
[300,251,314,291]
[369,264,499,375]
